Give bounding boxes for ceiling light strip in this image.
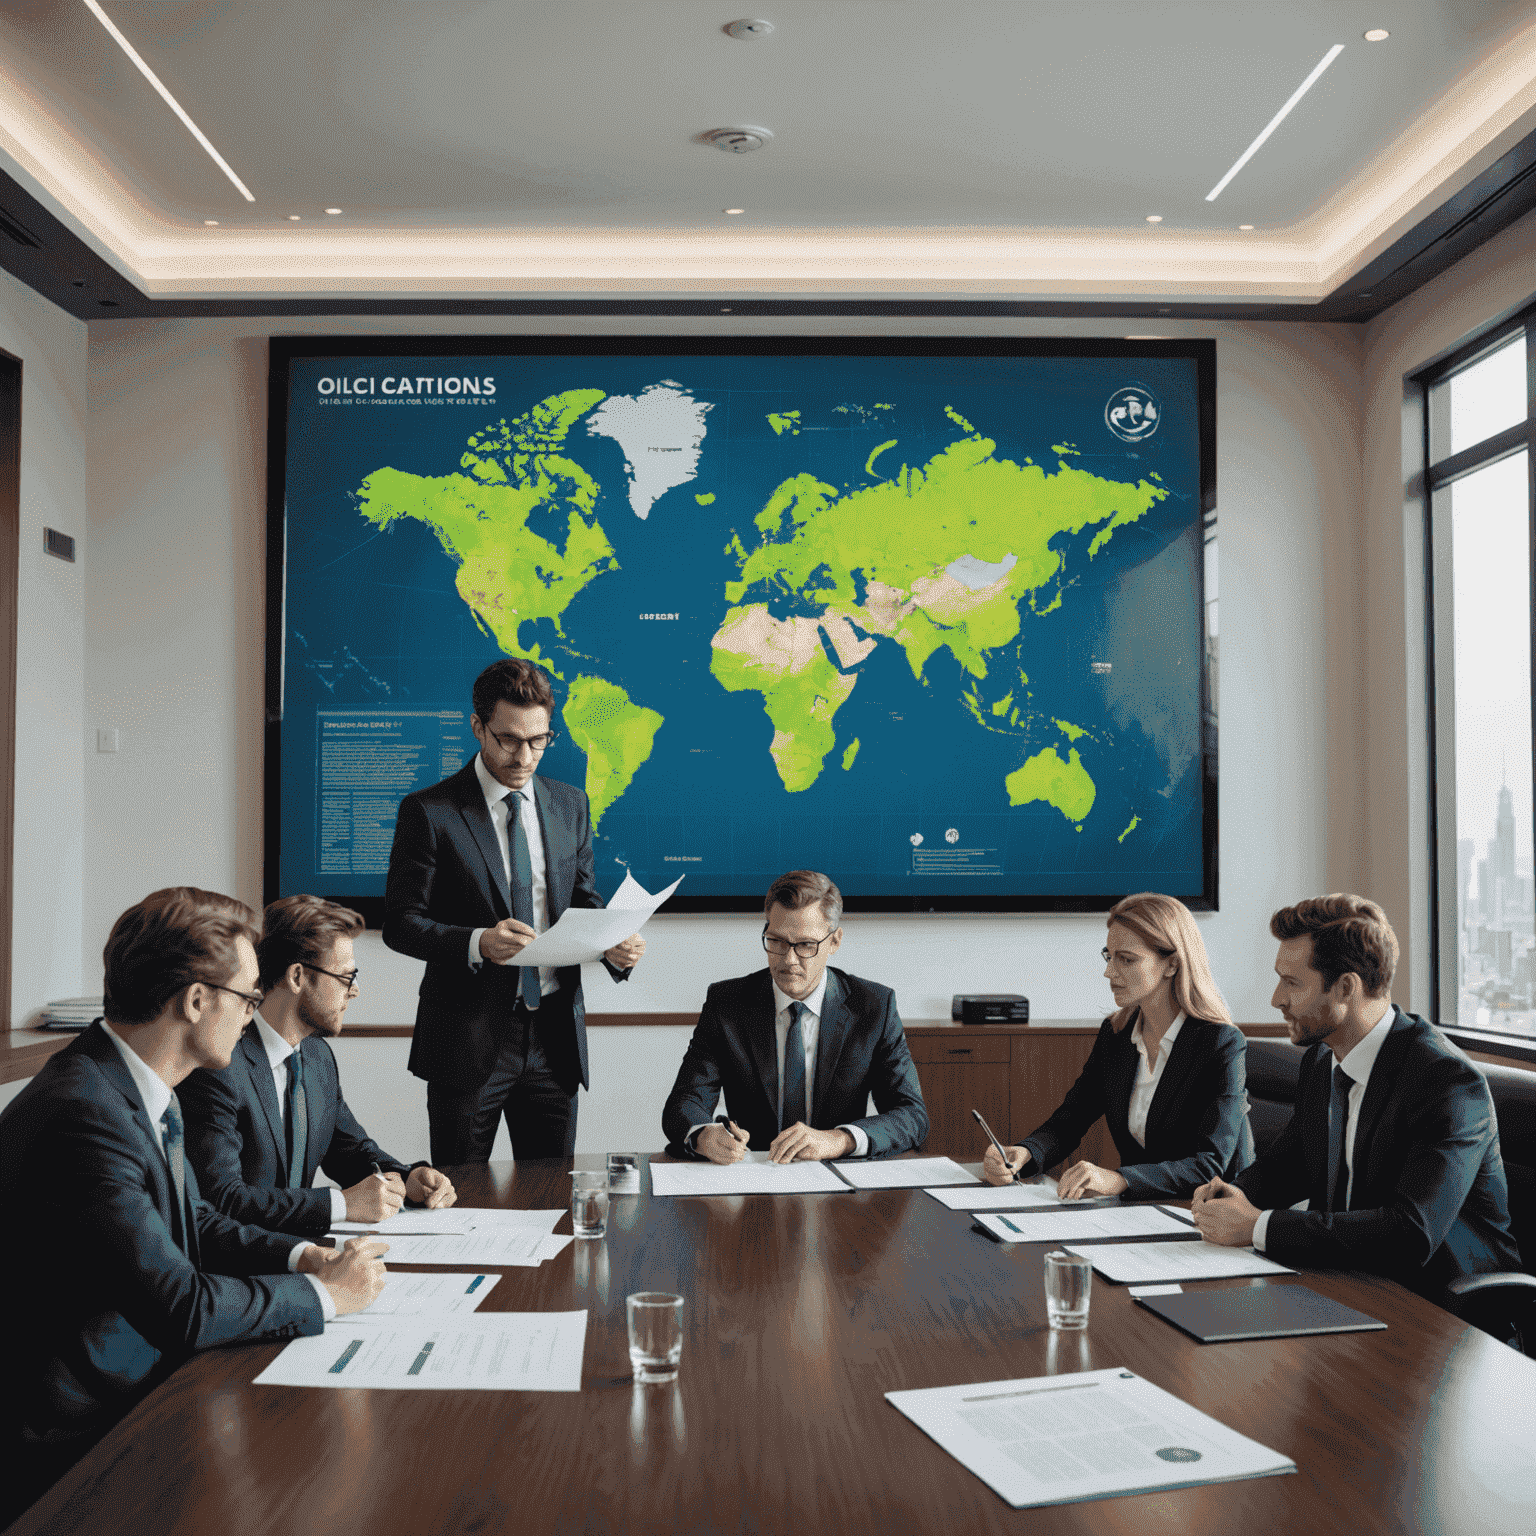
[82,0,255,202]
[1205,43,1345,202]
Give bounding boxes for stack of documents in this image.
[330,1207,572,1267]
[37,996,103,1031]
[1062,1241,1296,1284]
[974,1205,1200,1245]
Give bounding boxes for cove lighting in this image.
[1206,43,1345,202]
[1145,214,1163,223]
[1364,30,1389,42]
[325,208,343,216]
[82,0,255,202]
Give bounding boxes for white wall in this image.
[0,265,86,1024]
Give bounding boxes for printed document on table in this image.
[365,1230,573,1266]
[886,1366,1295,1508]
[1063,1241,1295,1284]
[256,1312,588,1392]
[834,1156,980,1189]
[648,1159,849,1196]
[975,1206,1204,1244]
[926,1179,1068,1211]
[343,1271,500,1319]
[331,1208,478,1236]
[504,875,683,968]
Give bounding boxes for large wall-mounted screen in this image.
[267,336,1216,918]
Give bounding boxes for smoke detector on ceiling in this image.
[724,19,775,40]
[702,126,774,153]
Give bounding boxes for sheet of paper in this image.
[331,1209,479,1235]
[974,1206,1203,1244]
[926,1179,1069,1211]
[255,1312,588,1392]
[834,1156,980,1190]
[1129,1284,1184,1298]
[886,1366,1295,1509]
[370,1229,568,1266]
[648,1158,849,1196]
[447,1208,566,1233]
[505,875,683,967]
[1062,1241,1296,1284]
[346,1271,499,1318]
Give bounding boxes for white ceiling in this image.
[1,0,1535,300]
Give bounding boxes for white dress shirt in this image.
[102,1023,333,1319]
[1253,1004,1394,1252]
[1125,1011,1186,1148]
[689,973,869,1156]
[467,752,555,999]
[252,1013,347,1224]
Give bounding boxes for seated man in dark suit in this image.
[662,870,928,1163]
[0,888,385,1509]
[1192,894,1521,1305]
[182,895,456,1240]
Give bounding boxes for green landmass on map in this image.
[562,675,663,827]
[354,390,615,675]
[1118,813,1140,843]
[842,738,860,770]
[1006,746,1097,826]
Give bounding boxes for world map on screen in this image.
[279,351,1209,906]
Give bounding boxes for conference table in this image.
[12,1157,1534,1536]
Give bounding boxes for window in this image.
[1422,312,1536,1044]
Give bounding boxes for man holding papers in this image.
[1191,895,1520,1307]
[662,870,928,1161]
[383,658,645,1163]
[181,895,456,1238]
[0,888,385,1505]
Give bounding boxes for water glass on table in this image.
[607,1153,641,1193]
[570,1170,609,1238]
[1044,1250,1092,1330]
[627,1292,685,1383]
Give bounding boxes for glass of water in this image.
[1044,1250,1092,1330]
[570,1171,609,1238]
[627,1292,684,1383]
[607,1153,641,1193]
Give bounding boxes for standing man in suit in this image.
[1192,894,1521,1304]
[384,658,645,1164]
[0,888,385,1510]
[181,894,456,1240]
[662,870,928,1162]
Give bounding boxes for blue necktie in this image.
[160,1094,191,1251]
[781,1002,808,1129]
[286,1048,308,1188]
[1325,1065,1351,1214]
[505,790,542,1010]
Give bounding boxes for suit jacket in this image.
[1020,1014,1254,1199]
[0,1024,323,1442]
[180,1026,414,1238]
[661,967,929,1158]
[383,760,624,1094]
[1234,1008,1521,1299]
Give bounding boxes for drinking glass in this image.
[1044,1250,1092,1329]
[570,1171,609,1238]
[607,1153,641,1193]
[627,1291,684,1383]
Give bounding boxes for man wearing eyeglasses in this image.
[384,658,645,1164]
[180,895,456,1239]
[662,870,928,1163]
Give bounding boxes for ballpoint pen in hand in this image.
[971,1108,1016,1183]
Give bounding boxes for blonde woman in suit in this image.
[983,892,1252,1199]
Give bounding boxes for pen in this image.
[997,1215,1023,1235]
[971,1108,1016,1183]
[370,1161,387,1184]
[714,1114,747,1144]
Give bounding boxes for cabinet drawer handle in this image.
[946,1048,973,1055]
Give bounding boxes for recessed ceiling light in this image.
[1239,224,1254,230]
[1206,43,1345,202]
[724,208,745,215]
[1145,215,1163,224]
[203,219,219,226]
[83,0,255,202]
[1364,29,1389,42]
[287,215,301,221]
[324,208,343,216]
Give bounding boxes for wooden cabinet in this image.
[906,1032,1010,1159]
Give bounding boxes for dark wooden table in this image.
[13,1157,1535,1536]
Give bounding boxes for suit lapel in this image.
[1102,1015,1141,1128]
[240,1028,287,1170]
[812,969,849,1127]
[1348,1008,1406,1197]
[1141,1018,1201,1142]
[82,1024,181,1231]
[531,777,566,920]
[453,760,512,917]
[749,972,781,1125]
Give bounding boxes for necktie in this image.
[160,1094,191,1251]
[504,789,542,1010]
[1325,1065,1351,1214]
[286,1047,308,1188]
[781,1002,808,1130]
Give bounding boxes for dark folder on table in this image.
[1135,1284,1386,1343]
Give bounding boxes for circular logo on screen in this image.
[1105,386,1161,442]
[909,833,924,847]
[1154,1447,1203,1463]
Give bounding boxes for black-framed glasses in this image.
[202,981,265,1013]
[488,727,557,755]
[304,962,360,991]
[763,928,836,960]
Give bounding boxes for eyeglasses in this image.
[762,928,836,960]
[203,981,265,1013]
[1102,946,1171,966]
[304,963,360,991]
[486,727,557,756]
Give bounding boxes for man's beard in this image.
[297,988,343,1038]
